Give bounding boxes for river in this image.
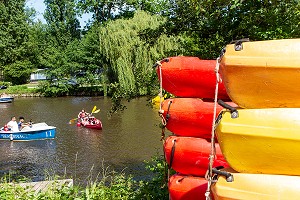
[0,96,165,184]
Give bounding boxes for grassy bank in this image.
[0,83,41,97]
[1,156,169,200]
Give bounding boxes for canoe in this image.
[164,136,228,176]
[220,38,300,108]
[211,168,300,200]
[216,108,300,175]
[161,98,236,139]
[78,117,102,130]
[169,174,208,200]
[156,56,229,100]
[0,122,56,141]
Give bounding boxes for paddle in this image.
[92,109,100,114]
[69,118,78,124]
[91,106,97,113]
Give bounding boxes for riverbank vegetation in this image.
[1,1,300,107]
[1,155,169,200]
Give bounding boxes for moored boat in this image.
[155,56,229,100]
[161,98,236,139]
[164,136,228,176]
[169,174,208,200]
[0,97,12,103]
[211,168,300,200]
[0,122,56,141]
[216,108,300,175]
[0,94,14,103]
[220,38,300,108]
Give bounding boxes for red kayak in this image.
[164,136,228,177]
[156,56,229,100]
[169,174,210,200]
[161,98,236,139]
[77,117,103,130]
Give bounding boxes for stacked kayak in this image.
[155,56,230,200]
[216,108,300,175]
[156,56,229,100]
[169,174,208,200]
[211,168,300,200]
[219,38,300,108]
[161,98,235,139]
[212,39,300,199]
[164,136,228,177]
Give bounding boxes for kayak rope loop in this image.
[205,56,222,200]
[166,138,176,181]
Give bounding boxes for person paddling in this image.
[78,109,89,122]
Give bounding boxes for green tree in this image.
[77,0,136,26]
[0,0,33,84]
[44,0,81,48]
[166,0,300,58]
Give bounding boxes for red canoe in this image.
[164,136,228,177]
[77,117,103,130]
[156,56,229,100]
[169,174,209,200]
[161,98,236,139]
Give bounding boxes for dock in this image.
[13,179,73,194]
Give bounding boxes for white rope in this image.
[158,61,163,111]
[156,61,167,127]
[205,57,221,200]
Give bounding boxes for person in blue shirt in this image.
[18,116,29,131]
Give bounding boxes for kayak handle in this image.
[217,100,238,118]
[212,168,234,182]
[153,58,169,67]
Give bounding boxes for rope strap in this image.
[205,57,222,200]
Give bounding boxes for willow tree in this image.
[99,11,182,100]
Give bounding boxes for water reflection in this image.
[0,140,58,181]
[0,97,163,184]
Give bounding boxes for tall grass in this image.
[0,155,169,200]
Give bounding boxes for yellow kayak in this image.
[211,168,300,200]
[216,108,300,175]
[220,38,300,108]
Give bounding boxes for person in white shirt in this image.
[7,116,19,132]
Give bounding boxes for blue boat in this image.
[0,97,13,103]
[0,123,56,141]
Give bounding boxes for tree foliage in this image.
[99,11,182,100]
[1,0,300,94]
[0,0,33,84]
[167,0,300,58]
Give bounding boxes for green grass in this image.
[0,155,169,200]
[1,85,39,95]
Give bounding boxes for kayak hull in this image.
[211,168,300,200]
[216,108,300,175]
[220,38,300,108]
[156,56,229,99]
[169,174,208,200]
[161,98,235,139]
[164,136,228,176]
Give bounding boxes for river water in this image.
[0,97,165,184]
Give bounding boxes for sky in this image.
[25,0,91,27]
